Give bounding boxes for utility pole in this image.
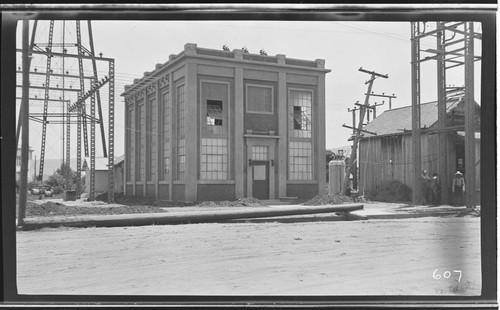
[367,92,397,110]
[354,101,385,122]
[16,21,37,149]
[18,19,30,227]
[411,22,422,206]
[343,67,388,195]
[347,103,360,135]
[368,101,385,119]
[410,21,480,206]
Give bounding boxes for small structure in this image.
[358,97,480,204]
[83,155,125,195]
[122,43,330,202]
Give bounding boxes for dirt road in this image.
[16,217,480,296]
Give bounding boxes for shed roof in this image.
[83,155,124,171]
[362,97,463,137]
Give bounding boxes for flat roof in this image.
[123,43,330,96]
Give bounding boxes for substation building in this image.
[122,43,330,202]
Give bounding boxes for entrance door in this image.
[252,161,269,199]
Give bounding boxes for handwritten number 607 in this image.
[433,269,462,282]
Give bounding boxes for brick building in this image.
[122,43,330,202]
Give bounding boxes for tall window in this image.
[246,84,273,114]
[136,101,145,181]
[160,91,170,181]
[126,107,134,181]
[146,97,155,181]
[200,81,229,180]
[289,89,313,180]
[176,85,186,180]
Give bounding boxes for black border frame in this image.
[1,4,496,308]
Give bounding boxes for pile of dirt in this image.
[27,201,168,217]
[94,193,196,207]
[302,194,354,206]
[196,197,266,208]
[94,193,155,206]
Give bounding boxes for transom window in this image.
[246,84,273,114]
[251,145,268,161]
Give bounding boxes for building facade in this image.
[122,43,330,202]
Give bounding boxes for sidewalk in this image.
[18,198,475,231]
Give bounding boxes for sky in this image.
[16,18,482,164]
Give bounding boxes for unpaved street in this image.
[16,217,481,296]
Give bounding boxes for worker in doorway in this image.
[451,171,465,206]
[429,173,441,206]
[421,169,431,205]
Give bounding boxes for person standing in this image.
[452,171,465,206]
[421,169,431,205]
[429,173,441,205]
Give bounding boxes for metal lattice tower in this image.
[16,20,116,203]
[410,21,481,207]
[37,20,55,181]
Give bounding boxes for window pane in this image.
[288,141,312,180]
[289,90,312,138]
[200,138,228,180]
[247,85,273,113]
[253,165,266,180]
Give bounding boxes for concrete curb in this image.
[20,204,363,231]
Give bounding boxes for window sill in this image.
[287,180,318,184]
[198,180,235,185]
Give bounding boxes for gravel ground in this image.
[16,217,481,296]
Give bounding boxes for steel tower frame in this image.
[410,21,481,207]
[16,20,116,203]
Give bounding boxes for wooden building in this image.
[358,97,480,204]
[121,43,330,202]
[83,155,125,195]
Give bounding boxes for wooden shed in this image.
[358,97,480,204]
[83,155,125,195]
